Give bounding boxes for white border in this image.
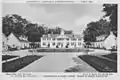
[0,0,120,80]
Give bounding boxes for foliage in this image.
[2,14,73,42]
[83,4,117,42]
[84,19,110,42]
[2,14,28,36]
[103,4,117,36]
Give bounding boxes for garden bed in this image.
[2,55,43,72]
[2,55,18,61]
[102,53,117,60]
[79,55,117,72]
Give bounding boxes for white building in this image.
[7,33,29,49]
[103,32,117,49]
[41,30,84,48]
[90,32,117,49]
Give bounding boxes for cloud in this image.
[74,16,100,34]
[3,3,104,34]
[74,16,99,26]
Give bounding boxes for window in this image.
[52,42,55,45]
[43,38,46,40]
[57,38,64,40]
[53,38,55,40]
[66,38,69,40]
[43,42,46,45]
[47,38,51,40]
[3,42,4,45]
[78,42,81,45]
[66,42,69,45]
[71,38,76,41]
[71,42,74,45]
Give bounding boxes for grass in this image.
[29,48,90,52]
[79,55,117,72]
[2,55,18,61]
[2,55,43,72]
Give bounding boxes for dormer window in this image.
[72,38,76,41]
[47,38,51,40]
[66,38,69,40]
[43,38,46,40]
[53,38,55,40]
[57,38,64,40]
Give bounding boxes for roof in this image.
[42,34,59,39]
[41,34,82,39]
[9,33,29,42]
[96,34,108,42]
[95,32,116,42]
[2,33,8,40]
[2,33,7,38]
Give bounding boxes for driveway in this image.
[18,52,97,72]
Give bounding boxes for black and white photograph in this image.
[2,2,117,72]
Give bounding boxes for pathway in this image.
[18,53,97,72]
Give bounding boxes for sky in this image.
[3,3,105,34]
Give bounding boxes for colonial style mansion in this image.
[40,30,84,48]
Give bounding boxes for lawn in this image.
[79,55,117,72]
[2,55,43,72]
[30,48,91,52]
[2,55,18,61]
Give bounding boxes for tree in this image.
[55,27,62,34]
[83,19,110,42]
[2,14,28,36]
[83,29,95,42]
[38,25,45,35]
[102,4,117,36]
[83,4,117,42]
[24,23,46,42]
[47,27,62,34]
[24,23,38,35]
[3,14,74,42]
[84,22,100,42]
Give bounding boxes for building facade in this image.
[103,32,117,49]
[7,33,29,49]
[41,30,84,48]
[90,32,117,50]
